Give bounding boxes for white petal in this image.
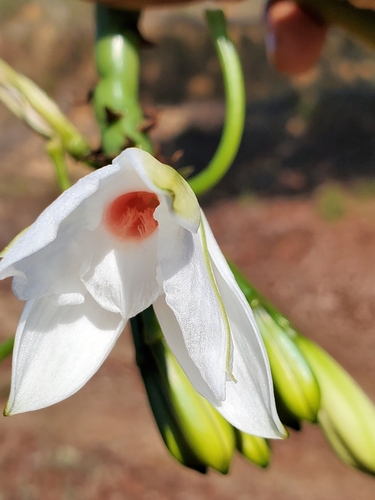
[154,202,227,401]
[0,162,121,280]
[10,230,87,302]
[202,213,286,438]
[154,295,284,438]
[153,295,217,402]
[5,294,126,415]
[0,148,199,307]
[0,151,156,300]
[81,225,161,318]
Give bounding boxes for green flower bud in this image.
[235,428,271,468]
[295,335,375,475]
[254,307,321,423]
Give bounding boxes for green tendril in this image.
[188,10,246,197]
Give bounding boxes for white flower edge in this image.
[0,148,286,439]
[154,212,286,439]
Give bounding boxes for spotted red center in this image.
[104,191,160,241]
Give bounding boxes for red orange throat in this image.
[104,191,160,241]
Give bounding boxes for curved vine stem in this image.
[188,9,245,197]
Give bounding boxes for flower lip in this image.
[104,191,160,241]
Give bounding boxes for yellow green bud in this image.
[294,335,375,474]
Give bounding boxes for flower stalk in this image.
[46,138,71,191]
[188,10,246,197]
[93,5,153,157]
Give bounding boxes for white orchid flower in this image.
[0,148,285,439]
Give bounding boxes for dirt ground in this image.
[1,1,375,499]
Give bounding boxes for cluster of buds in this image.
[136,263,375,475]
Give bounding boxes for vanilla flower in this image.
[0,148,285,438]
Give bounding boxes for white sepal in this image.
[201,213,286,437]
[154,294,285,438]
[5,294,126,415]
[0,162,120,280]
[155,202,227,401]
[81,226,161,318]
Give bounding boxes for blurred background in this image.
[1,0,375,498]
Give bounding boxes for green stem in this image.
[296,0,375,50]
[0,338,14,364]
[46,138,71,191]
[94,5,153,157]
[188,10,245,197]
